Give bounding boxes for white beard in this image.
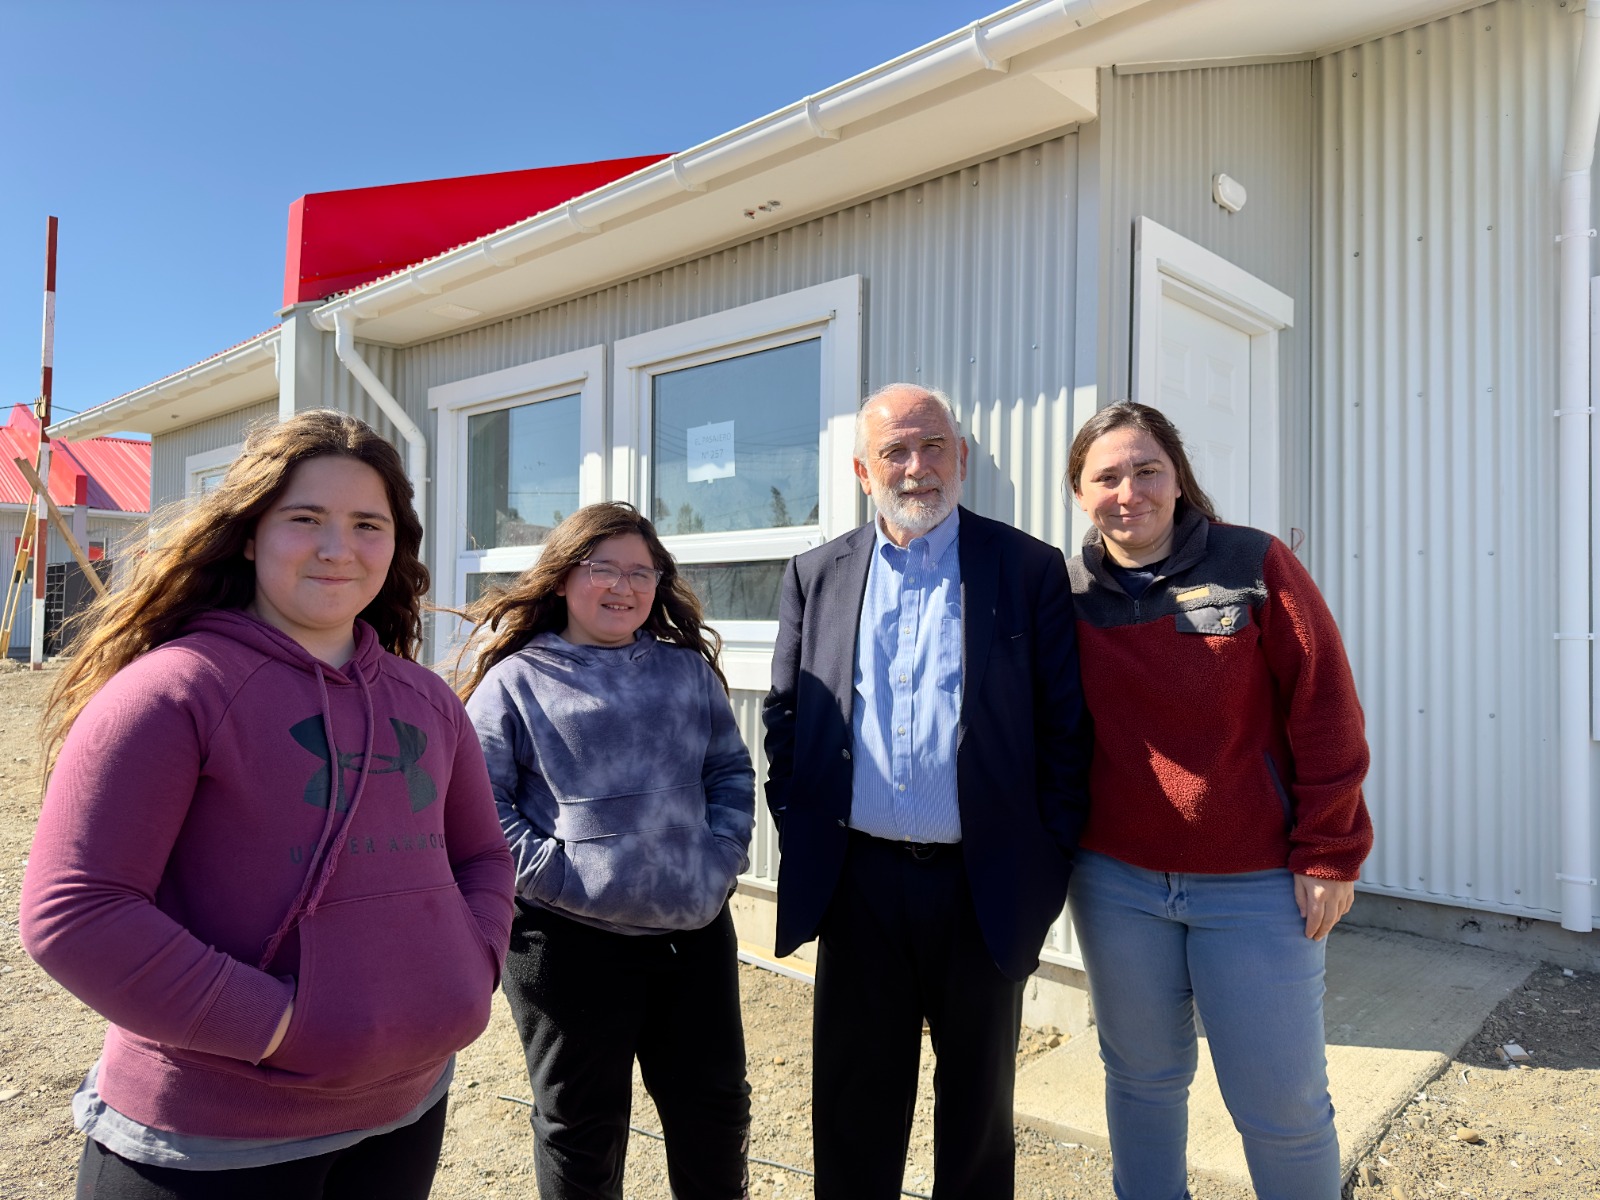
[876,472,961,538]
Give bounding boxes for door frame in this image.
[1132,216,1294,535]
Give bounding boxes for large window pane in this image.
[678,561,786,622]
[652,340,820,536]
[468,394,580,550]
[465,572,524,604]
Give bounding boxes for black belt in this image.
[848,828,959,862]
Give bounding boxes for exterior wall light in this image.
[1213,173,1247,214]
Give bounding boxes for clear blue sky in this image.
[1,0,994,427]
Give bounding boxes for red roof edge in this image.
[281,153,670,308]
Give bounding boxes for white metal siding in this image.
[1099,60,1316,532]
[151,398,278,508]
[1313,0,1585,921]
[393,132,1088,550]
[730,689,778,886]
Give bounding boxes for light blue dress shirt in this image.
[849,507,963,843]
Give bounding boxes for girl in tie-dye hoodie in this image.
[456,502,754,1200]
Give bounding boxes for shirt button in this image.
[897,726,906,735]
[897,783,906,792]
[903,626,911,634]
[899,674,907,682]
[841,748,851,760]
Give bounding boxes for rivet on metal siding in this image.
[1353,251,1360,257]
[1351,71,1358,78]
[1490,714,1497,719]
[972,179,979,186]
[969,357,976,363]
[1417,236,1423,242]
[1488,551,1494,556]
[1487,225,1493,231]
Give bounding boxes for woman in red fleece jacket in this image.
[21,410,514,1200]
[1064,402,1372,1200]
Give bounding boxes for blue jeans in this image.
[1067,850,1341,1200]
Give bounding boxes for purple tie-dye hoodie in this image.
[466,631,754,935]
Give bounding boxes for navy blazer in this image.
[762,506,1092,981]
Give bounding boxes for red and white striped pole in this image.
[30,216,57,669]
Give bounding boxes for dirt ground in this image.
[2,664,1597,1198]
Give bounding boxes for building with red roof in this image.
[0,403,150,656]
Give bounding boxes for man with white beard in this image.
[762,383,1092,1199]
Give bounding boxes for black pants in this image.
[813,833,1025,1200]
[75,1093,447,1200]
[502,902,751,1200]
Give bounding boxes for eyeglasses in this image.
[578,559,663,592]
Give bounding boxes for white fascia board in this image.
[48,330,280,440]
[312,0,1152,344]
[312,0,1471,349]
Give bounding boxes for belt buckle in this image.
[908,842,938,862]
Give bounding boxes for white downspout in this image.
[1557,0,1600,932]
[330,312,428,568]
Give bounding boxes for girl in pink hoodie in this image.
[21,410,514,1200]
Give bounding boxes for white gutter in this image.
[309,0,1153,332]
[330,312,428,558]
[1557,0,1600,933]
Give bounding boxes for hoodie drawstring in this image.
[257,663,377,970]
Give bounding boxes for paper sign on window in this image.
[687,420,736,482]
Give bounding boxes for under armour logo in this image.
[290,716,439,813]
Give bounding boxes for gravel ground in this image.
[2,664,1597,1198]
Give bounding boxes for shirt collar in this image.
[873,504,961,565]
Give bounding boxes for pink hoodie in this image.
[21,611,514,1140]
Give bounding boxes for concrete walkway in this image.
[1012,924,1535,1187]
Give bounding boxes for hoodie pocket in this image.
[261,884,495,1089]
[551,782,729,930]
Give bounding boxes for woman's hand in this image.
[262,998,294,1061]
[1293,875,1354,941]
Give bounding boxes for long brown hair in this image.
[452,501,726,700]
[43,409,427,773]
[1065,401,1221,523]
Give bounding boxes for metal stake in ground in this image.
[29,216,58,669]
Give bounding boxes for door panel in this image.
[1156,296,1252,524]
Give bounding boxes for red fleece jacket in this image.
[1066,513,1372,881]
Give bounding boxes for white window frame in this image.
[612,277,862,691]
[428,345,607,633]
[185,443,241,496]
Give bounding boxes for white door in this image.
[1155,299,1252,525]
[1133,218,1294,535]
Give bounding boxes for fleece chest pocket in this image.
[1174,603,1251,636]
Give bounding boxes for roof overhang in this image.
[49,329,278,441]
[310,0,1483,347]
[60,0,1483,438]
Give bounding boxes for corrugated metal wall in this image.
[1313,0,1584,921]
[393,132,1088,550]
[151,397,278,508]
[1099,60,1316,533]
